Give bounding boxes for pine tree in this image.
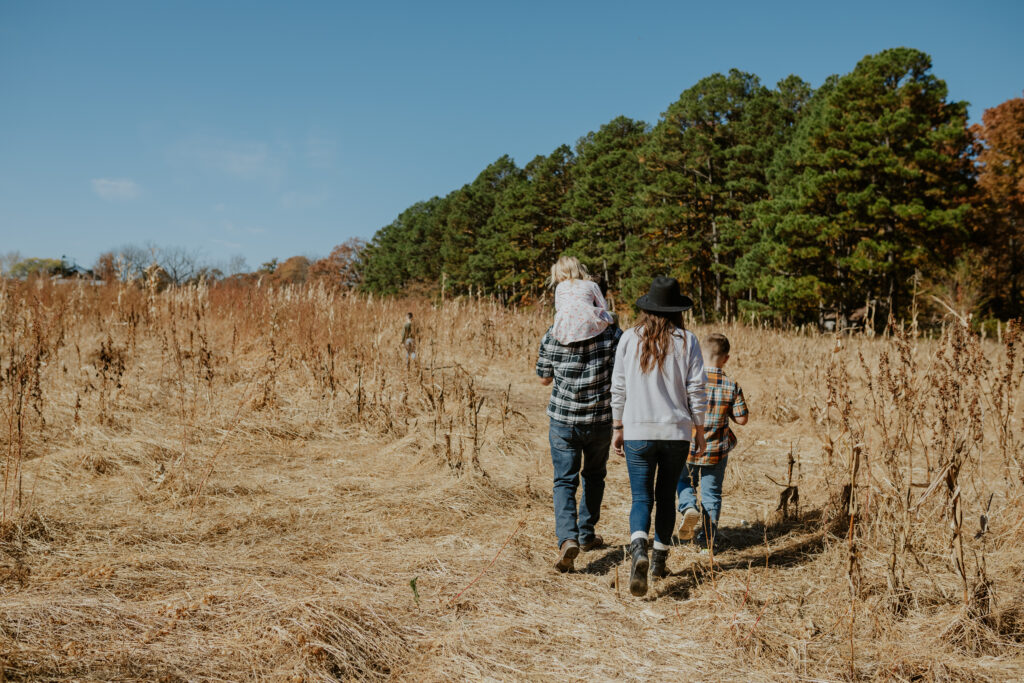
[638,70,799,316]
[473,145,574,301]
[747,49,973,323]
[440,155,521,292]
[360,196,449,293]
[566,116,649,296]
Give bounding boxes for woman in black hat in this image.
[610,276,708,596]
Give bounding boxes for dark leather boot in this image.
[650,548,669,579]
[628,538,649,596]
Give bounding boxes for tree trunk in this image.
[712,217,722,317]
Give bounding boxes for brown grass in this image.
[1,278,1022,681]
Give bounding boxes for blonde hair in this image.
[548,256,590,287]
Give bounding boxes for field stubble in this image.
[0,279,1022,681]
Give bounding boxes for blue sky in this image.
[1,0,1021,271]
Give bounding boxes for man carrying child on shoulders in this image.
[536,257,621,573]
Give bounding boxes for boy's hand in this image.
[692,425,706,456]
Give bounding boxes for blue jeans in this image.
[624,440,690,547]
[549,419,611,547]
[677,455,729,545]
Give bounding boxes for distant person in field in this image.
[550,256,615,344]
[401,312,417,361]
[536,261,622,573]
[677,332,748,551]
[611,277,707,597]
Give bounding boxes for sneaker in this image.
[554,539,580,573]
[579,535,604,552]
[678,508,700,541]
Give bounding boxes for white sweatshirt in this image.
[610,326,708,441]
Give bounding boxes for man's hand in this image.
[612,422,624,457]
[539,376,553,386]
[692,425,706,457]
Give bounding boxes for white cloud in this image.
[280,190,328,209]
[92,178,141,201]
[173,138,283,184]
[211,238,242,249]
[223,220,267,236]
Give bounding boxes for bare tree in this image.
[227,253,249,275]
[192,265,224,283]
[156,246,201,285]
[114,244,152,281]
[0,251,22,276]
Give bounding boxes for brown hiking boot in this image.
[580,535,604,552]
[554,539,580,573]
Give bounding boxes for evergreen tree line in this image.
[359,48,1024,324]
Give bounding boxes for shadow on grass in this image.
[655,524,830,601]
[579,544,627,576]
[576,510,831,586]
[711,508,824,553]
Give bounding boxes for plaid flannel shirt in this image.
[690,366,748,466]
[536,325,622,425]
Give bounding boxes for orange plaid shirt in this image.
[689,366,747,466]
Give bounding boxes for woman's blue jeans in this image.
[624,440,690,547]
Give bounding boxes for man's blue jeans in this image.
[624,440,690,547]
[677,455,729,546]
[549,418,611,547]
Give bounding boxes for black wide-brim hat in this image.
[636,276,694,313]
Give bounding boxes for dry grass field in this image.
[1,278,1023,681]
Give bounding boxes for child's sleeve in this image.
[730,384,749,421]
[589,280,609,310]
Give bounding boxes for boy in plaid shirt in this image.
[676,333,748,549]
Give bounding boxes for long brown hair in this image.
[636,310,685,374]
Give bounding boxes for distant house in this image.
[52,262,100,284]
[61,264,94,278]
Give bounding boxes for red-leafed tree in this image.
[309,238,365,288]
[270,255,310,285]
[93,252,118,283]
[972,93,1024,318]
